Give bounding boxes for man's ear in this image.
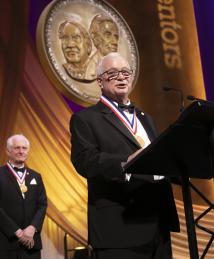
[92,35,101,48]
[6,149,10,156]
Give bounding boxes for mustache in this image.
[105,43,118,50]
[64,47,80,53]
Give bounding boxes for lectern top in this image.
[124,100,214,179]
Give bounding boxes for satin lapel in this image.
[24,170,31,199]
[136,110,156,141]
[5,166,23,198]
[101,108,141,148]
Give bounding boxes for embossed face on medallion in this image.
[84,14,120,80]
[58,21,92,80]
[90,14,119,56]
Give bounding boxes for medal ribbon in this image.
[100,96,137,135]
[6,162,27,185]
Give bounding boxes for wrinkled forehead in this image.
[63,23,83,36]
[103,56,130,71]
[100,21,118,32]
[11,138,29,148]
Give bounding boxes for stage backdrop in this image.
[0,0,214,258]
[193,0,214,101]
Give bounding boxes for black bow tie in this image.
[118,103,135,113]
[14,167,25,173]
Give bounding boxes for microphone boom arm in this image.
[163,86,185,112]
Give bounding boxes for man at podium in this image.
[70,52,180,259]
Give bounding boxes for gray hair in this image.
[7,134,30,151]
[96,52,130,76]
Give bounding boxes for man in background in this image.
[0,134,47,259]
[70,52,179,259]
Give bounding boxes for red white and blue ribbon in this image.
[100,95,137,135]
[6,162,27,185]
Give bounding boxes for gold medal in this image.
[135,135,145,147]
[20,184,28,193]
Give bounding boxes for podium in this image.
[124,100,214,259]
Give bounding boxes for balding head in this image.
[96,52,130,77]
[7,134,30,151]
[6,134,30,166]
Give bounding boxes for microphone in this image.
[187,95,205,102]
[162,86,173,91]
[163,86,185,112]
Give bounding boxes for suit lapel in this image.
[24,171,31,199]
[4,166,24,199]
[24,168,36,200]
[97,102,141,148]
[136,109,156,141]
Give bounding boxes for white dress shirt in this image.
[124,110,164,181]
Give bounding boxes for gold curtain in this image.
[1,1,214,258]
[12,43,88,244]
[0,0,28,161]
[41,215,84,259]
[0,1,88,253]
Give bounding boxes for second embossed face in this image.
[94,20,119,56]
[89,16,119,56]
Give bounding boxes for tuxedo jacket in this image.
[70,101,179,249]
[0,165,47,251]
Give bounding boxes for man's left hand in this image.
[19,225,36,249]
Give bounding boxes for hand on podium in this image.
[127,147,144,163]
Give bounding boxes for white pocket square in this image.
[30,178,37,185]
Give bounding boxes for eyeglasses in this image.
[99,68,133,81]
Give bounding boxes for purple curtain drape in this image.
[193,0,214,101]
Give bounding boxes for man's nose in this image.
[117,71,125,80]
[67,39,76,47]
[63,37,76,47]
[110,35,118,44]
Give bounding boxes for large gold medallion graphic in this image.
[36,0,139,106]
